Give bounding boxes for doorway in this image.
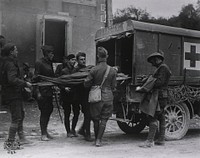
[45,20,65,62]
[96,36,133,76]
[36,14,72,62]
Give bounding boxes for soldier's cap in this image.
[76,52,86,60]
[97,47,108,58]
[66,54,75,60]
[41,45,54,52]
[2,43,16,56]
[147,52,164,63]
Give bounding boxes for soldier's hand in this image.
[54,86,60,92]
[136,86,142,92]
[65,87,71,92]
[26,82,32,88]
[37,92,42,100]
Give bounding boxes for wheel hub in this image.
[168,112,178,124]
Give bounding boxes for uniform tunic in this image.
[2,57,27,101]
[139,63,171,117]
[84,60,117,120]
[34,57,55,135]
[35,57,55,97]
[2,56,27,141]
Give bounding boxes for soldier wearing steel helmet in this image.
[139,51,171,148]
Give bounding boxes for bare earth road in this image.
[0,102,200,158]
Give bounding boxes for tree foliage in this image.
[113,6,150,23]
[113,2,200,31]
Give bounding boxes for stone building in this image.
[0,0,113,65]
[0,0,113,107]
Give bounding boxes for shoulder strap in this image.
[100,66,110,87]
[152,63,163,76]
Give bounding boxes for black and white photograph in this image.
[0,0,200,157]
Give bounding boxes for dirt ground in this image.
[0,101,200,158]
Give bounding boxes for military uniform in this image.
[73,64,91,140]
[139,52,171,148]
[35,56,55,140]
[84,50,117,147]
[55,55,79,137]
[2,43,32,147]
[2,57,27,143]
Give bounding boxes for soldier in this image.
[138,51,171,148]
[55,54,78,137]
[84,47,117,147]
[2,43,32,148]
[34,45,55,141]
[55,56,68,77]
[74,52,92,141]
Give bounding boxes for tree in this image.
[113,6,151,24]
[113,3,200,31]
[178,4,200,30]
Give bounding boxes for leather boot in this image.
[139,123,157,148]
[40,117,50,141]
[64,116,71,134]
[84,118,92,141]
[8,124,18,142]
[96,125,106,147]
[93,120,99,140]
[155,116,165,145]
[18,132,32,145]
[139,140,154,148]
[18,126,32,145]
[47,132,54,139]
[40,117,48,136]
[78,123,86,136]
[95,139,101,147]
[70,129,78,137]
[41,135,50,141]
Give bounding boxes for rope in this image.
[168,85,200,103]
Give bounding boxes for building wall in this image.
[0,0,112,66]
[62,1,101,64]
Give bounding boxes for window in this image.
[101,4,106,11]
[101,14,106,23]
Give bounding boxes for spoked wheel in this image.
[116,113,147,134]
[165,102,190,140]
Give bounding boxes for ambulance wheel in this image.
[116,113,147,134]
[165,102,190,140]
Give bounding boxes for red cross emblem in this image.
[185,45,200,67]
[184,42,200,70]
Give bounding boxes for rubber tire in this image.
[165,102,190,140]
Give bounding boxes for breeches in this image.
[37,96,54,116]
[148,98,167,127]
[62,100,80,118]
[62,100,80,132]
[37,96,53,135]
[90,101,113,121]
[7,99,24,127]
[76,100,91,118]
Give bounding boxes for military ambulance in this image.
[95,20,200,140]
